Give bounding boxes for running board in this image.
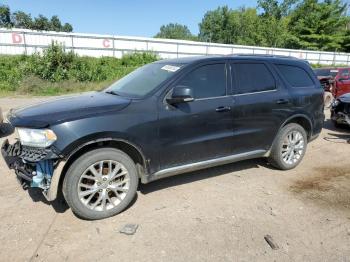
[142,149,267,183]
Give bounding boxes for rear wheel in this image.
[268,123,307,170]
[332,119,346,129]
[333,120,341,128]
[63,148,138,220]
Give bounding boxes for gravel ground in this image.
[0,97,349,262]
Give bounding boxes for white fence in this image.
[0,28,349,65]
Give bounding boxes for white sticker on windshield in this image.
[330,70,339,73]
[161,65,180,72]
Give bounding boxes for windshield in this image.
[314,68,338,78]
[105,63,183,97]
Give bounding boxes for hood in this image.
[8,91,131,128]
[317,75,333,80]
[338,93,350,103]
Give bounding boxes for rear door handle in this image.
[216,106,231,112]
[276,99,289,105]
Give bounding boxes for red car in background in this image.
[314,67,350,98]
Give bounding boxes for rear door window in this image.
[232,63,276,94]
[276,64,314,87]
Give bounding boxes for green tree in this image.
[258,0,298,19]
[12,11,33,29]
[0,4,73,32]
[33,14,51,31]
[0,5,12,27]
[199,6,264,45]
[50,15,62,31]
[343,28,350,52]
[62,23,73,32]
[287,0,349,51]
[258,0,297,47]
[231,7,265,45]
[155,23,197,40]
[199,6,231,43]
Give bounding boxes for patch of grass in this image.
[15,75,114,96]
[0,42,159,96]
[311,63,349,69]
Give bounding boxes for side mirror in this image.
[166,85,194,104]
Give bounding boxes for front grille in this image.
[20,146,59,162]
[21,147,49,162]
[344,103,350,114]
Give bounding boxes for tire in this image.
[268,123,307,170]
[332,119,346,129]
[332,120,341,128]
[63,148,139,220]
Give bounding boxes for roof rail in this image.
[230,53,300,60]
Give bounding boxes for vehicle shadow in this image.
[323,118,350,132]
[139,158,269,195]
[28,187,69,213]
[27,182,138,217]
[322,119,350,143]
[0,123,14,138]
[25,158,267,215]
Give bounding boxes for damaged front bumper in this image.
[331,111,350,125]
[1,139,65,201]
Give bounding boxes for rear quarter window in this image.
[276,64,314,88]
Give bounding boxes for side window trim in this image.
[231,89,278,97]
[230,61,277,95]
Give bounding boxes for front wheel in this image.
[268,123,307,170]
[63,148,139,220]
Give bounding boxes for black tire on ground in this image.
[268,123,308,170]
[332,120,344,129]
[63,148,139,220]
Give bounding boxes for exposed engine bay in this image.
[331,93,350,126]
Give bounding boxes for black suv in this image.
[2,55,324,220]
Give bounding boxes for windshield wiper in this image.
[105,90,120,96]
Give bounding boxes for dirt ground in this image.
[0,96,349,262]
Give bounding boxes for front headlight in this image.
[17,128,57,148]
[331,99,340,107]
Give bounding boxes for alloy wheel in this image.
[281,130,305,165]
[77,160,130,211]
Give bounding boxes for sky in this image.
[1,0,258,37]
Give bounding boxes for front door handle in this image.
[276,99,289,105]
[216,106,231,112]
